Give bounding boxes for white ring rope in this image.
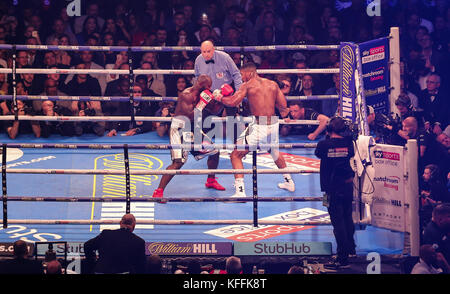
[0,68,339,75]
[0,115,320,125]
[1,219,341,226]
[5,168,318,175]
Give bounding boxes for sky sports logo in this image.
[374,150,400,161]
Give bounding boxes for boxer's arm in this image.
[176,92,196,118]
[308,114,329,140]
[275,85,289,118]
[221,83,248,107]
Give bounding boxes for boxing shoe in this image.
[152,188,164,198]
[191,149,218,161]
[277,178,295,192]
[205,177,226,191]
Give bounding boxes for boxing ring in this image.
[0,35,407,258]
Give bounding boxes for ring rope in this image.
[5,168,319,175]
[0,94,339,102]
[3,196,323,203]
[2,142,318,150]
[0,219,340,226]
[0,68,339,75]
[0,44,340,52]
[0,115,321,125]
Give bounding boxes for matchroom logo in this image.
[373,176,400,191]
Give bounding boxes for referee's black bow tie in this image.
[205,59,215,64]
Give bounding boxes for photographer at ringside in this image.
[315,116,356,270]
[39,100,75,138]
[74,100,105,136]
[366,105,404,145]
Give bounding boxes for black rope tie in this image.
[2,144,8,228]
[124,144,131,214]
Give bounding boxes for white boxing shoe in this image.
[278,179,295,192]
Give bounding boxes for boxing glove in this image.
[196,90,214,111]
[221,84,234,96]
[212,89,222,102]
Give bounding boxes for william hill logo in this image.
[374,176,400,191]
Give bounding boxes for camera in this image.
[78,101,96,116]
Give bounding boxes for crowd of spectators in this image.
[0,0,449,275]
[0,0,447,138]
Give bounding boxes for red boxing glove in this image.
[196,90,213,111]
[221,84,234,96]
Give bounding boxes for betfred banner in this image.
[339,42,358,122]
[371,144,405,232]
[359,37,390,115]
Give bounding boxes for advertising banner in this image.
[371,144,405,232]
[339,42,359,122]
[359,37,390,115]
[234,242,332,256]
[145,242,232,256]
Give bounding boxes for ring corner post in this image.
[405,139,420,257]
[252,150,258,227]
[2,144,7,228]
[389,27,401,118]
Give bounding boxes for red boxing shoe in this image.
[152,188,164,198]
[205,177,226,191]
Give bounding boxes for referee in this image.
[194,40,243,117]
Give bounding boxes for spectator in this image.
[290,59,307,95]
[225,256,242,274]
[102,17,129,46]
[139,61,166,97]
[140,0,166,29]
[84,213,146,274]
[106,85,154,137]
[146,254,162,274]
[398,117,435,171]
[74,100,105,137]
[67,50,106,95]
[301,74,322,112]
[76,16,100,46]
[39,100,75,138]
[0,240,43,274]
[280,101,329,140]
[65,63,102,114]
[73,2,105,35]
[5,99,41,139]
[287,265,305,274]
[411,244,450,274]
[323,72,340,117]
[226,8,257,45]
[46,260,63,275]
[33,77,68,113]
[394,93,425,128]
[436,133,450,154]
[422,204,450,263]
[420,164,450,226]
[134,74,160,113]
[153,101,175,138]
[419,74,449,136]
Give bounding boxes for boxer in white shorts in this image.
[213,62,295,197]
